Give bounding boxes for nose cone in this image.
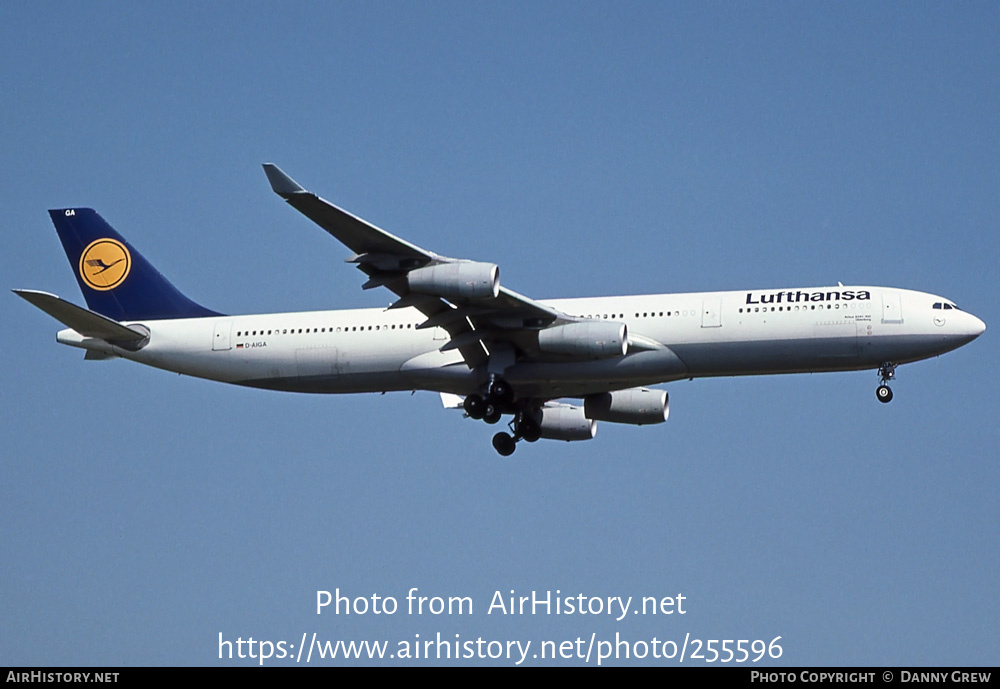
[969,313,986,338]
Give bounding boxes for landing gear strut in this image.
[876,362,896,403]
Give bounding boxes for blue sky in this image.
[2,2,997,666]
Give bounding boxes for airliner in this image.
[15,164,986,455]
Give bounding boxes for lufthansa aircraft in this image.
[16,165,986,455]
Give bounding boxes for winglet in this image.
[262,163,306,197]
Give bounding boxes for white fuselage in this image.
[56,286,985,400]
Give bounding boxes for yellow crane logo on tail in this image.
[79,238,131,291]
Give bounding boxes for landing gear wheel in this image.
[876,385,893,403]
[492,432,516,456]
[482,405,502,424]
[463,394,485,419]
[518,418,541,443]
[490,379,514,404]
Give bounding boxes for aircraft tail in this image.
[49,208,220,321]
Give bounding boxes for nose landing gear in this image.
[876,384,893,403]
[876,362,896,403]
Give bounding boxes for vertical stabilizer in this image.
[49,208,219,321]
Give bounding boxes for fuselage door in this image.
[212,319,232,351]
[881,291,903,324]
[701,298,722,328]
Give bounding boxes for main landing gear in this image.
[492,412,542,457]
[876,362,896,403]
[462,376,512,424]
[463,376,539,456]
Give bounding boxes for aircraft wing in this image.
[263,164,431,262]
[264,164,578,366]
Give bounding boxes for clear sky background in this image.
[2,2,997,666]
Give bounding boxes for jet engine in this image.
[406,261,500,300]
[584,387,669,425]
[535,405,598,441]
[537,321,628,358]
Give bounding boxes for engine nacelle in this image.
[536,405,597,441]
[406,261,500,300]
[538,321,628,358]
[584,387,669,425]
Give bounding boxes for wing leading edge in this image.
[262,164,583,368]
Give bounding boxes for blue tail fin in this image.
[50,208,220,321]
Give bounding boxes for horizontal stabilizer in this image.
[13,289,146,341]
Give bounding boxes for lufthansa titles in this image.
[745,289,871,305]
